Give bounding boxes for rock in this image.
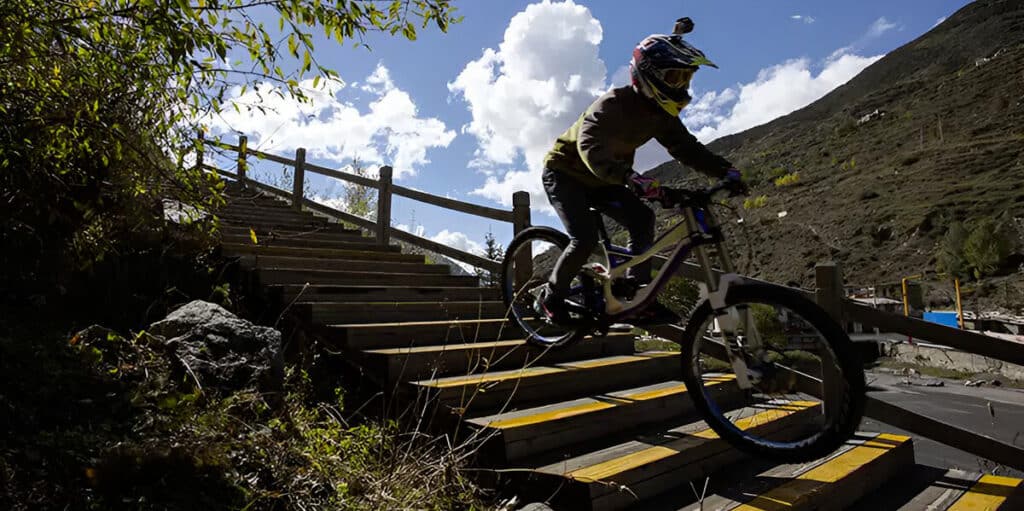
[149,300,283,394]
[859,190,880,200]
[519,504,554,511]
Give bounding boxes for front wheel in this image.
[680,283,866,463]
[500,227,593,348]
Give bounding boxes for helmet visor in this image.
[661,67,696,89]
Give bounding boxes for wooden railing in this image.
[196,132,529,273]
[653,259,1024,471]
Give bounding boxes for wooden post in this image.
[195,129,205,171]
[237,135,248,183]
[815,262,844,322]
[376,165,393,248]
[814,261,845,422]
[512,191,532,291]
[954,278,964,329]
[292,147,306,211]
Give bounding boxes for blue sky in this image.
[205,0,970,258]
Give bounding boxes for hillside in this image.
[648,0,1024,309]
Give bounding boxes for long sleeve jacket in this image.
[543,86,733,187]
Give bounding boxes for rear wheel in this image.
[680,283,866,462]
[501,227,594,348]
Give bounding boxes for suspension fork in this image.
[686,207,764,389]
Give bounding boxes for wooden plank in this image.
[947,474,1024,510]
[302,199,378,232]
[248,147,298,166]
[414,352,680,412]
[685,433,913,511]
[272,284,500,303]
[304,161,380,189]
[532,402,817,509]
[213,167,500,273]
[471,377,740,463]
[366,334,635,386]
[845,302,1024,366]
[291,147,306,211]
[390,227,501,273]
[376,166,393,248]
[392,183,514,222]
[864,396,1024,471]
[221,243,417,262]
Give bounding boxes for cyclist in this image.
[539,19,748,325]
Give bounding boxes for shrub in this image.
[743,195,769,210]
[963,217,1014,279]
[774,172,801,187]
[938,217,1015,279]
[937,222,969,278]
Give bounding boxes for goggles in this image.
[661,67,696,89]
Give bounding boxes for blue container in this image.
[924,311,959,329]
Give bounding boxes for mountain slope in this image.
[648,0,1024,308]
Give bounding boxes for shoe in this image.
[536,287,573,325]
[629,301,682,327]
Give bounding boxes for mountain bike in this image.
[500,179,866,462]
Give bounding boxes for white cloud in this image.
[677,51,882,144]
[202,63,455,179]
[450,5,889,204]
[394,223,483,272]
[448,0,607,210]
[933,16,947,28]
[791,15,816,24]
[867,17,898,38]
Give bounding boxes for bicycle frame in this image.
[585,201,762,389]
[588,204,732,317]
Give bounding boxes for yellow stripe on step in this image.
[420,353,674,389]
[733,433,911,510]
[567,401,816,483]
[483,377,735,430]
[947,474,1024,511]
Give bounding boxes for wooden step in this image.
[527,401,822,511]
[849,467,1024,511]
[223,244,421,263]
[303,300,506,324]
[228,236,398,252]
[223,234,390,251]
[361,333,636,385]
[331,318,521,350]
[218,210,321,223]
[220,202,298,215]
[468,376,741,464]
[238,256,447,274]
[272,284,499,303]
[259,268,474,286]
[674,433,913,511]
[222,225,364,240]
[411,351,680,414]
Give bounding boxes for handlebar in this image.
[656,179,734,210]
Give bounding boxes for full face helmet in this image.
[630,34,718,116]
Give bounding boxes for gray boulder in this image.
[149,300,283,394]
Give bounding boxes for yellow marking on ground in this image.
[421,365,565,388]
[366,339,525,355]
[947,474,1023,511]
[423,352,668,388]
[732,433,910,510]
[479,376,739,430]
[566,401,815,482]
[558,352,675,370]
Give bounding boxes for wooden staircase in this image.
[218,184,1024,511]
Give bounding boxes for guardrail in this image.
[195,132,530,274]
[652,259,1024,471]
